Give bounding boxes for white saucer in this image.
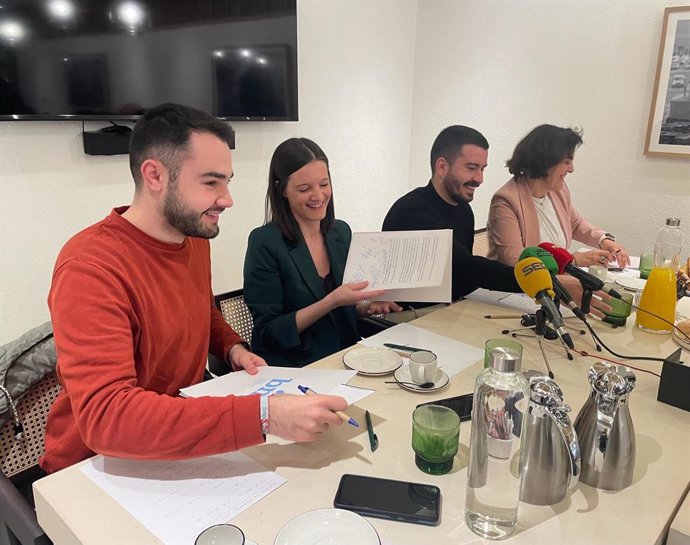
[614,276,647,291]
[274,508,380,545]
[672,328,690,351]
[393,365,449,393]
[343,346,402,376]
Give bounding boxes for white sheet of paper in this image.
[358,322,484,378]
[465,289,575,318]
[465,289,539,313]
[80,453,285,545]
[180,367,373,405]
[608,268,640,280]
[343,230,452,302]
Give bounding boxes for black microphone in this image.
[552,276,587,321]
[538,242,623,299]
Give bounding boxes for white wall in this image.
[409,0,690,254]
[2,0,690,345]
[0,0,418,344]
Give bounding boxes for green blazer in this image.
[243,220,359,367]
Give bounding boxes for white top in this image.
[533,195,567,248]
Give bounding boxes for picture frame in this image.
[645,6,690,158]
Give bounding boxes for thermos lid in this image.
[529,378,564,406]
[666,217,681,227]
[587,362,636,398]
[489,347,521,373]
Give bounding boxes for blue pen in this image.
[297,385,359,428]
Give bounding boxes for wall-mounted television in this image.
[0,0,298,121]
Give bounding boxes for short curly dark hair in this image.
[506,124,583,179]
[129,103,234,188]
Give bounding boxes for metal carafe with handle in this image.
[520,376,580,505]
[574,362,636,490]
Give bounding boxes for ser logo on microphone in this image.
[520,261,547,276]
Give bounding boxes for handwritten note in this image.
[343,230,452,302]
[344,230,449,289]
[81,452,285,545]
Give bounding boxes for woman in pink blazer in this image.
[487,125,629,268]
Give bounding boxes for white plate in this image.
[274,508,380,545]
[614,276,647,291]
[393,365,449,393]
[342,347,402,376]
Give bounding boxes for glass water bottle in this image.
[465,347,529,540]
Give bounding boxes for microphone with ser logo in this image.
[514,257,575,349]
[519,247,587,321]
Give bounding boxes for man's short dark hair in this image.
[129,103,234,188]
[430,125,489,174]
[265,137,334,243]
[506,124,583,179]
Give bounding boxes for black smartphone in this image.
[418,392,473,422]
[333,474,441,526]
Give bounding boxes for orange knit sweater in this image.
[41,208,263,473]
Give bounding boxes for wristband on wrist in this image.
[260,394,270,436]
[599,232,615,248]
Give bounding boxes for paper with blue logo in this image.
[179,367,373,405]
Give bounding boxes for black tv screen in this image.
[0,0,298,121]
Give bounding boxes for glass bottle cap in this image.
[666,217,681,227]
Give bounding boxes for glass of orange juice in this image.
[635,267,676,333]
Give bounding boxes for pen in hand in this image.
[297,385,359,428]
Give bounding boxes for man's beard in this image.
[443,174,479,204]
[163,181,220,239]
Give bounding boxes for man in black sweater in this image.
[382,125,520,304]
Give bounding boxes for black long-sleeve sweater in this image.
[382,182,520,303]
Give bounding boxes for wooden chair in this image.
[473,228,490,257]
[209,289,253,376]
[0,374,60,545]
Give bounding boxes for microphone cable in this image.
[534,334,662,378]
[576,297,688,366]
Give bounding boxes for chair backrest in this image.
[473,228,489,258]
[214,289,253,344]
[1,374,61,479]
[0,374,58,545]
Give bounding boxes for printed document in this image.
[180,367,373,405]
[343,230,452,302]
[81,452,285,545]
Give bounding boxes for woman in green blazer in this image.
[243,138,401,367]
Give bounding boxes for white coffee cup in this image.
[409,351,438,385]
[196,524,245,545]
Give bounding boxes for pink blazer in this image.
[487,178,605,266]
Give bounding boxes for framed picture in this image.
[645,6,690,158]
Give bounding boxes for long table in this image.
[33,298,690,545]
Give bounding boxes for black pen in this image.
[383,342,429,353]
[365,410,379,452]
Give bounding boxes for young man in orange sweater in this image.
[41,103,348,473]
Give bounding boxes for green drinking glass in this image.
[412,404,461,475]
